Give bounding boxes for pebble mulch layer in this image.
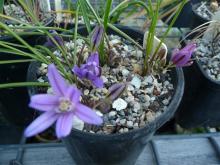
[37,35,174,134]
[195,38,220,81]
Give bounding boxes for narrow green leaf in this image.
[103,0,113,30]
[0,0,4,14]
[0,59,36,64]
[0,82,49,89]
[78,0,91,33]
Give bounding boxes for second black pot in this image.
[176,34,220,128]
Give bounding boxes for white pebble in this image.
[112,98,128,111]
[131,76,141,89]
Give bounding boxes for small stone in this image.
[133,64,142,75]
[162,99,169,105]
[102,88,108,94]
[131,76,141,89]
[72,116,84,130]
[133,102,141,112]
[110,39,121,46]
[210,1,219,11]
[119,128,124,133]
[144,76,153,84]
[37,77,44,82]
[146,111,155,122]
[217,74,220,80]
[124,128,129,132]
[120,119,126,125]
[126,121,133,128]
[125,96,135,102]
[109,111,117,118]
[127,85,135,91]
[112,98,128,111]
[101,76,108,83]
[47,87,53,94]
[133,123,139,129]
[136,50,143,58]
[96,111,103,117]
[122,69,130,77]
[84,89,89,95]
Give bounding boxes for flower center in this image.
[58,97,73,113]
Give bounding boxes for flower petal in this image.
[182,43,196,52]
[48,64,68,96]
[56,112,74,138]
[87,52,99,65]
[91,26,104,50]
[65,86,81,103]
[75,103,103,125]
[72,65,83,79]
[24,111,58,137]
[92,77,104,88]
[29,94,59,111]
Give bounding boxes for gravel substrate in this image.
[36,35,174,134]
[3,4,52,25]
[194,1,219,20]
[195,38,220,81]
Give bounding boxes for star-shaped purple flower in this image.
[171,43,196,67]
[24,64,103,139]
[73,52,104,88]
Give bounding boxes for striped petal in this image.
[56,112,74,138]
[75,103,103,125]
[29,94,59,111]
[24,111,58,137]
[48,64,68,96]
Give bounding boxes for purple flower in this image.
[24,64,103,139]
[73,52,104,88]
[44,30,64,48]
[108,83,127,100]
[171,43,196,67]
[91,25,104,51]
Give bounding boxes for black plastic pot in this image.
[26,26,184,165]
[175,34,220,128]
[58,26,184,165]
[0,18,53,126]
[163,1,194,28]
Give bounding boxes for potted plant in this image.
[0,0,190,164]
[191,0,220,28]
[176,13,220,128]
